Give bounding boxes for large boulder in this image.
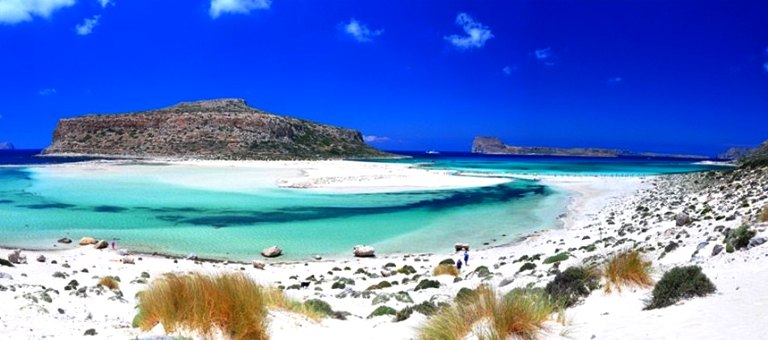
[261,246,282,258]
[79,237,98,246]
[7,250,26,264]
[94,240,109,249]
[454,243,470,252]
[353,245,375,258]
[675,212,691,226]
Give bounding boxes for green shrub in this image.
[412,300,440,316]
[454,287,478,304]
[542,253,569,264]
[0,258,13,267]
[394,306,413,322]
[304,299,334,316]
[519,262,536,272]
[645,266,716,310]
[545,266,600,307]
[728,225,756,250]
[439,258,455,266]
[725,242,735,253]
[367,305,397,319]
[414,279,440,291]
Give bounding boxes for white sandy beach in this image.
[1,161,767,339]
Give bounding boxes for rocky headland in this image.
[42,98,389,160]
[472,136,709,159]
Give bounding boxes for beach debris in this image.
[8,249,27,264]
[261,246,283,258]
[455,243,470,252]
[252,260,266,269]
[353,245,376,257]
[94,240,109,250]
[36,255,46,263]
[120,257,135,264]
[57,237,72,244]
[675,212,691,226]
[79,237,98,245]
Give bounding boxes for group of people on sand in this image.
[456,249,469,270]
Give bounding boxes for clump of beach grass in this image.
[262,287,326,320]
[603,250,653,293]
[419,285,555,340]
[134,272,272,339]
[433,264,460,277]
[98,276,119,290]
[760,204,768,222]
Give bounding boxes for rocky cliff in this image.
[0,142,14,150]
[740,140,768,168]
[43,99,389,160]
[471,136,620,157]
[718,146,756,161]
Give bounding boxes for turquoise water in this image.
[0,151,724,260]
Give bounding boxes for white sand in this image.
[2,163,767,339]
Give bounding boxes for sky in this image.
[0,0,767,155]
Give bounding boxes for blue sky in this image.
[0,0,767,155]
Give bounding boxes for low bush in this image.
[418,285,555,340]
[433,264,460,277]
[728,224,756,250]
[542,253,569,264]
[519,262,536,272]
[98,276,120,290]
[367,305,397,319]
[604,250,653,293]
[645,266,715,310]
[414,279,440,291]
[545,266,600,307]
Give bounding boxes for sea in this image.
[0,150,725,260]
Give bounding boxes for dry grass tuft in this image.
[98,276,119,290]
[262,287,325,320]
[134,272,268,340]
[433,264,460,277]
[419,285,555,340]
[759,204,768,222]
[604,250,653,293]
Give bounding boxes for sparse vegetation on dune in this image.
[134,272,320,340]
[604,250,653,293]
[760,204,768,222]
[98,276,119,290]
[433,264,460,277]
[645,266,716,310]
[419,285,555,340]
[545,266,600,307]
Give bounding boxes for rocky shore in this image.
[1,165,767,339]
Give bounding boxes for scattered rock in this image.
[79,237,97,246]
[748,236,767,249]
[252,260,266,270]
[83,329,97,336]
[36,255,46,263]
[711,245,724,257]
[93,240,109,250]
[57,238,72,244]
[353,245,376,258]
[8,249,26,264]
[261,246,282,258]
[414,279,440,291]
[185,253,198,260]
[120,257,135,264]
[675,212,691,226]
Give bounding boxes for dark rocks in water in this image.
[711,245,724,257]
[42,98,389,160]
[57,238,73,244]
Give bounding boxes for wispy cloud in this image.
[607,76,623,84]
[38,88,57,96]
[502,65,516,76]
[209,0,271,19]
[364,135,390,143]
[533,47,556,66]
[444,13,493,50]
[75,15,100,35]
[342,18,383,43]
[98,0,113,7]
[0,0,75,24]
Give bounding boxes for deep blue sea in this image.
[0,150,725,260]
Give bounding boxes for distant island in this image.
[42,98,390,160]
[472,136,708,159]
[0,142,14,150]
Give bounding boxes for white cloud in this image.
[607,76,623,84]
[342,18,383,43]
[364,135,390,143]
[38,88,57,96]
[0,0,76,24]
[444,13,493,50]
[502,65,516,76]
[534,47,553,60]
[209,0,271,19]
[98,0,112,7]
[75,15,100,35]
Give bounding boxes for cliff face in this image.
[718,147,756,161]
[471,136,619,157]
[740,141,768,168]
[43,99,389,160]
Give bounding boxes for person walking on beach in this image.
[456,259,463,270]
[464,250,469,266]
[111,240,116,250]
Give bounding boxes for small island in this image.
[43,99,389,160]
[472,136,708,159]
